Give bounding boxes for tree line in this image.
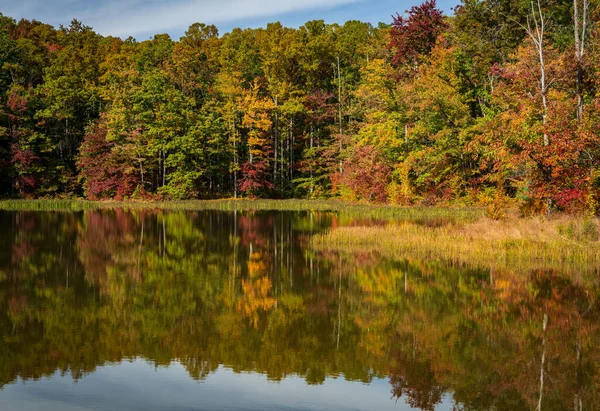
[1,0,599,212]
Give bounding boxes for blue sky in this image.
[2,0,460,40]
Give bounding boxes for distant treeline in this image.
[0,0,599,212]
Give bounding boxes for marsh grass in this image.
[2,198,597,273]
[0,199,483,222]
[0,199,100,211]
[312,215,600,274]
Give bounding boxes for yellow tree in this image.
[239,81,276,196]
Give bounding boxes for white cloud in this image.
[3,0,374,39]
[3,0,364,38]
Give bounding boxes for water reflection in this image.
[0,210,598,410]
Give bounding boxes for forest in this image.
[1,0,599,213]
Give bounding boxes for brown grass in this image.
[0,199,483,222]
[312,215,600,275]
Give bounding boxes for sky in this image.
[0,360,457,410]
[1,0,459,40]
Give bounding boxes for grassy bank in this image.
[2,198,598,273]
[0,199,484,222]
[312,215,600,274]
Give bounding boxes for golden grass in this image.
[4,198,596,273]
[0,199,483,222]
[312,215,600,274]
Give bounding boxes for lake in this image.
[0,209,598,410]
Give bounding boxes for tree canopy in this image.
[1,0,599,213]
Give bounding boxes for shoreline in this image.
[2,198,598,274]
[0,199,484,221]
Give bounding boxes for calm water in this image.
[0,209,598,410]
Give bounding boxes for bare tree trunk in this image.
[290,117,294,193]
[158,151,162,188]
[233,123,238,199]
[274,98,278,183]
[233,210,238,284]
[228,116,238,199]
[286,124,292,188]
[536,313,548,411]
[139,160,144,188]
[526,0,549,147]
[136,219,145,281]
[574,0,589,120]
[310,125,314,196]
[525,0,553,214]
[162,149,166,187]
[332,56,344,174]
[338,57,343,175]
[336,255,342,350]
[574,339,583,411]
[280,128,284,192]
[162,217,166,259]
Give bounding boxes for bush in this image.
[479,190,507,220]
[557,219,599,242]
[582,220,599,241]
[520,199,546,217]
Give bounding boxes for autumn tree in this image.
[389,0,447,74]
[239,81,276,196]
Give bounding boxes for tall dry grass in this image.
[312,215,600,275]
[0,199,483,222]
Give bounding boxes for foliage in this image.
[389,0,448,71]
[0,1,599,214]
[336,145,391,203]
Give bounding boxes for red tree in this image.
[77,120,139,200]
[239,160,274,197]
[389,0,447,70]
[7,90,40,196]
[337,146,392,203]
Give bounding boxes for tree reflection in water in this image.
[0,209,598,410]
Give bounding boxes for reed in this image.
[312,215,600,275]
[3,198,597,273]
[0,199,99,211]
[0,199,483,222]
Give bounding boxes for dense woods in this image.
[1,0,600,213]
